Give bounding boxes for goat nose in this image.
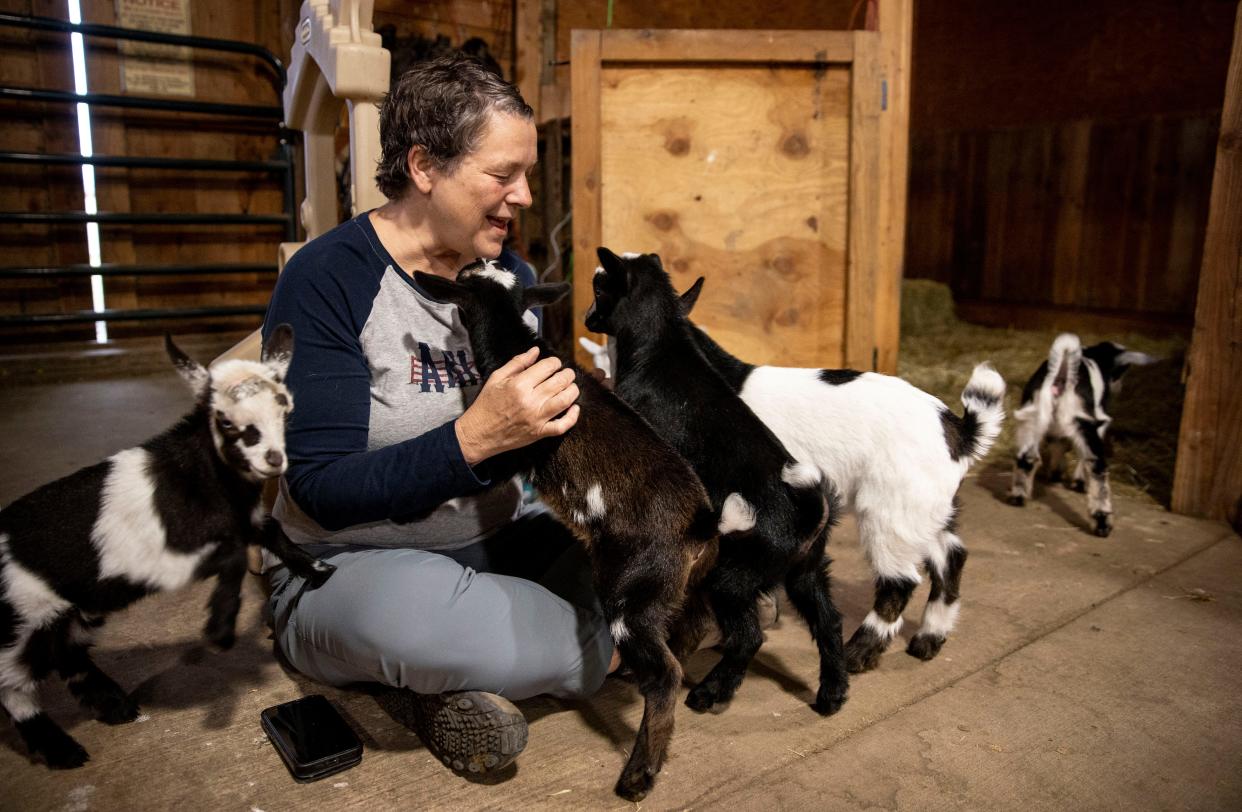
[265,450,284,468]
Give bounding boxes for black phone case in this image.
[260,695,363,783]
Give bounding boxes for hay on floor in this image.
[897,280,1187,507]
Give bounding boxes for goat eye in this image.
[218,417,234,430]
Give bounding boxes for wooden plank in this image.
[374,0,515,68]
[593,61,850,368]
[570,29,603,368]
[1172,3,1242,527]
[846,31,881,370]
[514,0,542,119]
[948,133,986,301]
[538,0,559,123]
[1168,117,1219,313]
[979,129,1011,302]
[872,0,912,374]
[954,299,1191,337]
[571,23,900,371]
[597,29,854,63]
[1138,116,1180,312]
[1050,119,1091,306]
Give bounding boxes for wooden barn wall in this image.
[529,1,857,123]
[372,0,513,68]
[8,0,1231,344]
[0,0,295,344]
[904,0,1238,334]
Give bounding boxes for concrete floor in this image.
[1,370,1239,811]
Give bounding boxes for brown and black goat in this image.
[414,263,718,802]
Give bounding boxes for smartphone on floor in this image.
[260,694,363,782]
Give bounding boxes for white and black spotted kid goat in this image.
[586,248,849,719]
[415,264,720,802]
[1008,332,1156,537]
[673,276,1006,673]
[0,326,334,769]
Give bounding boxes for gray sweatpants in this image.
[267,510,613,700]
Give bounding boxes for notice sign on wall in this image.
[116,0,194,97]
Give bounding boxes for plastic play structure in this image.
[217,0,388,363]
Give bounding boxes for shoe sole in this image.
[410,691,528,775]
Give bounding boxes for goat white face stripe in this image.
[467,261,517,289]
[610,617,630,643]
[919,600,960,638]
[208,360,292,481]
[719,493,757,534]
[862,611,903,641]
[92,448,214,591]
[585,484,606,518]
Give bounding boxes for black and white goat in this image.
[414,264,719,802]
[585,248,849,718]
[669,277,1005,672]
[0,327,334,769]
[1008,332,1155,537]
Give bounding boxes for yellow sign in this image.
[116,0,194,98]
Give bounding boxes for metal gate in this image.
[0,12,296,329]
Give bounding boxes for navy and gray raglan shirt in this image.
[261,212,536,552]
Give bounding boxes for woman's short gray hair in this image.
[375,53,533,201]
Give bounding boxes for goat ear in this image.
[523,282,570,310]
[261,323,295,381]
[678,276,706,315]
[414,271,469,307]
[596,246,625,275]
[165,334,209,396]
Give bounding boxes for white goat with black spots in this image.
[1008,332,1156,537]
[659,276,1006,673]
[0,327,334,769]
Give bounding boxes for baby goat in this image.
[586,248,848,718]
[414,264,719,803]
[674,276,1005,672]
[0,327,334,769]
[1008,332,1155,537]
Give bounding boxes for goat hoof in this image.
[1092,513,1113,537]
[305,561,337,589]
[204,630,236,651]
[844,641,882,674]
[41,736,90,770]
[812,685,848,716]
[615,770,655,802]
[684,685,718,712]
[1006,494,1026,507]
[906,633,945,661]
[98,695,140,725]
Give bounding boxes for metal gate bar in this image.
[0,12,298,327]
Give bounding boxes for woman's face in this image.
[425,111,537,263]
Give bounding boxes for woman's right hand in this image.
[454,347,580,466]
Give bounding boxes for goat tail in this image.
[1049,332,1083,370]
[1047,332,1083,396]
[958,362,1007,465]
[781,462,839,544]
[718,492,758,537]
